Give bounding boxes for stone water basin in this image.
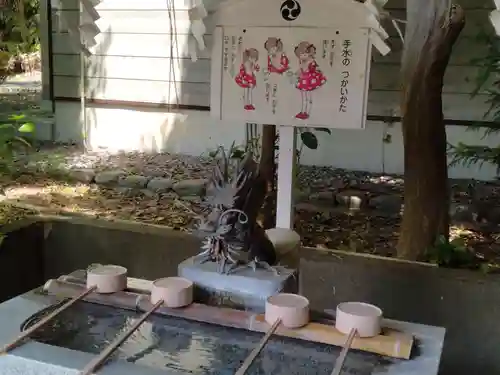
[0,217,446,374]
[24,292,392,375]
[0,286,443,375]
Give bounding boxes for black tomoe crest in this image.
[280,0,301,21]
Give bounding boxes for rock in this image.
[329,177,347,190]
[147,177,174,193]
[95,170,126,185]
[474,184,497,200]
[140,189,158,198]
[295,190,310,202]
[118,174,150,188]
[348,179,361,189]
[69,168,95,183]
[309,191,335,201]
[206,182,217,197]
[114,187,138,197]
[474,201,500,225]
[162,192,180,199]
[310,179,329,190]
[449,203,476,223]
[451,200,500,226]
[313,177,345,191]
[147,170,169,178]
[335,190,368,210]
[5,186,45,199]
[370,175,404,186]
[173,179,208,196]
[369,194,403,213]
[358,182,395,195]
[182,196,202,203]
[296,202,324,213]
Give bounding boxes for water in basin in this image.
[24,300,398,374]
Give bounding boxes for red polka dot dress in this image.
[296,60,326,91]
[268,54,290,74]
[235,63,259,88]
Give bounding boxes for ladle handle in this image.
[330,328,357,375]
[79,299,163,375]
[234,318,281,375]
[0,286,97,354]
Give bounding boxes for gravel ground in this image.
[0,144,498,272]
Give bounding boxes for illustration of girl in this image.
[264,37,289,75]
[234,48,260,111]
[293,41,327,120]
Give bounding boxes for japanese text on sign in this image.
[272,84,278,114]
[223,35,229,71]
[339,39,352,113]
[264,70,270,103]
[322,39,336,67]
[230,35,237,76]
[330,40,335,67]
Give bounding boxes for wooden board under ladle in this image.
[42,274,414,361]
[233,298,385,375]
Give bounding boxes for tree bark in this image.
[259,124,277,229]
[396,4,465,260]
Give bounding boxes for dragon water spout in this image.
[194,147,278,274]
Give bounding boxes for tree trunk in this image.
[259,124,277,229]
[397,4,465,260]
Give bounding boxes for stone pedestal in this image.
[178,256,298,312]
[178,228,302,312]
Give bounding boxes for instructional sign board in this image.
[211,26,371,129]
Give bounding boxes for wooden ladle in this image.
[330,302,383,375]
[0,264,128,354]
[234,293,310,375]
[79,276,193,375]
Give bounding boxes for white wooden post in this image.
[276,125,297,229]
[79,0,87,150]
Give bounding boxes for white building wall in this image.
[46,0,500,180]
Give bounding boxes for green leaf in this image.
[315,127,331,135]
[300,131,318,150]
[18,121,35,133]
[8,114,26,121]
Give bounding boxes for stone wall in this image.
[0,221,46,303]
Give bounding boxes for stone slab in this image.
[0,288,446,375]
[178,256,298,312]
